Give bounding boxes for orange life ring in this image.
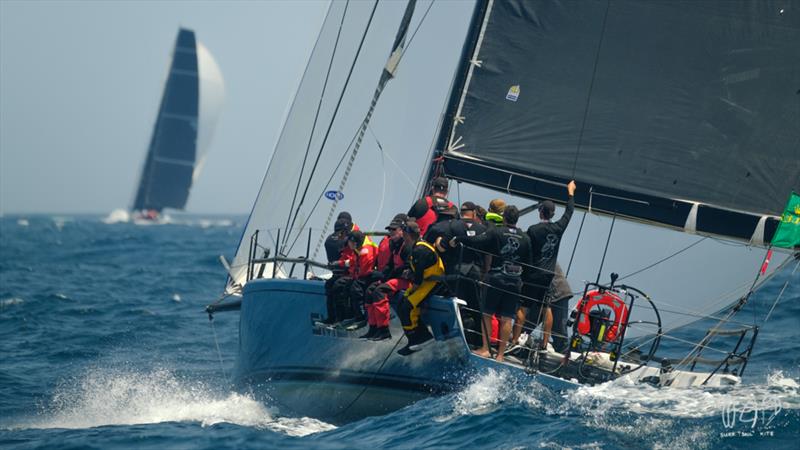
[575,290,629,342]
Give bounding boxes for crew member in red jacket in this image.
[329,230,377,325]
[361,214,409,341]
[407,177,454,237]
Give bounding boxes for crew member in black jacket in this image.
[455,205,531,362]
[517,180,576,348]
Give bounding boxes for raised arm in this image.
[555,181,576,230]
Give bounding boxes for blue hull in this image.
[235,279,576,423]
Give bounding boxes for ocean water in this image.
[1,214,798,449]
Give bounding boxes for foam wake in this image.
[566,370,800,419]
[17,368,335,436]
[102,209,130,224]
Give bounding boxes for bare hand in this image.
[567,180,576,196]
[449,237,459,248]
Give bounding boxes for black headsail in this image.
[133,28,200,213]
[435,0,800,244]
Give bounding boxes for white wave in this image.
[436,369,548,422]
[103,209,130,224]
[566,370,800,419]
[17,218,29,227]
[14,368,335,436]
[0,297,24,308]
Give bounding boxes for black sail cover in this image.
[133,28,200,212]
[442,0,800,243]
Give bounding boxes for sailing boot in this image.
[359,325,378,339]
[370,326,391,341]
[408,326,434,351]
[398,327,434,356]
[397,330,417,356]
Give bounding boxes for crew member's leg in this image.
[514,280,546,343]
[322,276,340,324]
[360,281,381,338]
[495,275,521,362]
[475,273,503,358]
[550,298,570,353]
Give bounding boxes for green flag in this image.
[772,192,800,249]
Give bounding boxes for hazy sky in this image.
[1,0,338,214]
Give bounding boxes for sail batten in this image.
[440,0,800,242]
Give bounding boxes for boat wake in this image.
[12,368,335,436]
[101,209,234,228]
[566,369,800,418]
[102,209,130,224]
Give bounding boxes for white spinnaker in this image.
[194,41,225,182]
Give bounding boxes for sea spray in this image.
[19,367,335,436]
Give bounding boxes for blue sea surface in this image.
[1,214,798,449]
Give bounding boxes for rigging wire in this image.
[339,333,405,418]
[282,0,351,251]
[763,258,799,324]
[370,127,389,231]
[617,236,708,281]
[398,0,436,60]
[676,246,773,368]
[209,319,228,381]
[565,210,587,277]
[570,0,611,178]
[368,124,418,189]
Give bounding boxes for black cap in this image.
[439,204,459,218]
[337,211,352,222]
[503,205,519,225]
[538,200,555,219]
[334,218,350,232]
[403,220,421,236]
[460,201,477,211]
[432,177,448,191]
[347,230,365,244]
[385,213,407,230]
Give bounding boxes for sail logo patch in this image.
[506,85,520,102]
[324,190,344,201]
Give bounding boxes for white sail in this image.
[228,1,474,289]
[194,41,225,183]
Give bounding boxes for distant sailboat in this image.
[131,28,224,222]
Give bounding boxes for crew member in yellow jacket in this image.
[397,220,444,356]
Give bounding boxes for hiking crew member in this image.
[322,217,357,324]
[327,230,377,325]
[408,176,454,237]
[455,206,531,362]
[397,221,444,355]
[518,181,576,349]
[361,214,409,341]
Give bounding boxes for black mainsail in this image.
[437,0,800,244]
[132,28,224,214]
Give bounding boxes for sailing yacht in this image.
[131,28,224,222]
[207,0,799,423]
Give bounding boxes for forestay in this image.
[441,0,800,243]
